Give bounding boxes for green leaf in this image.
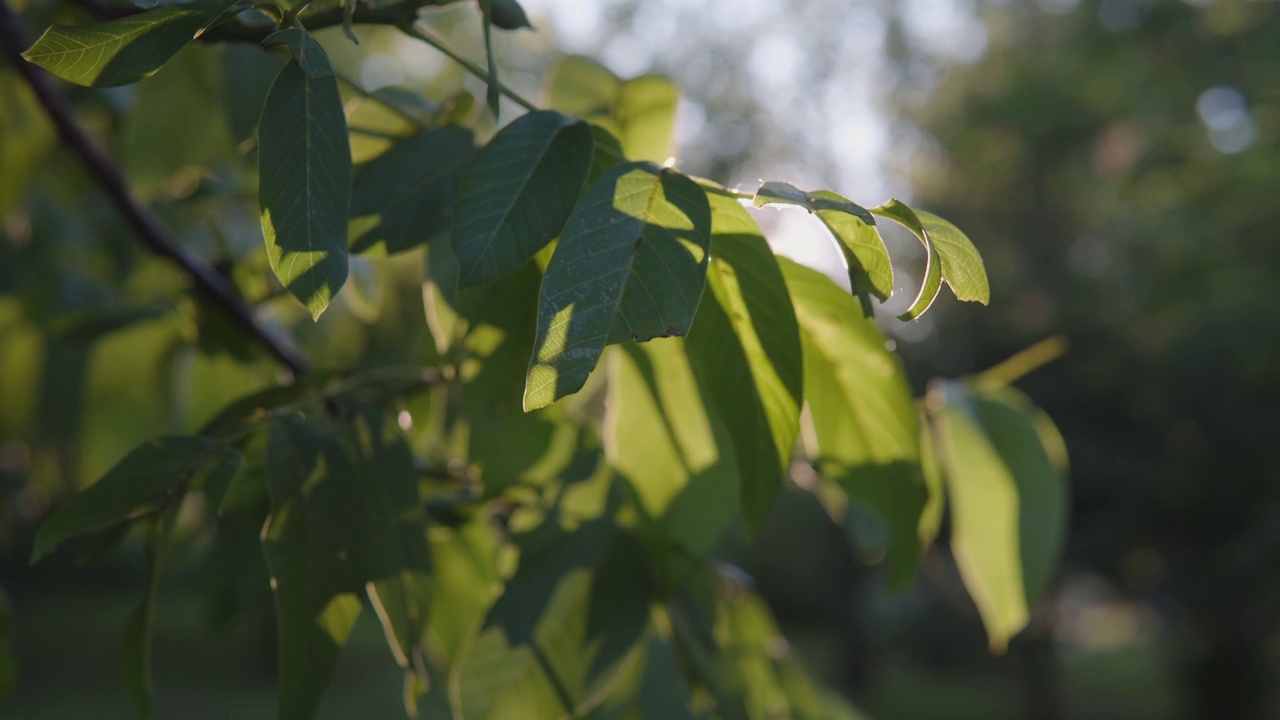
[524,162,710,410]
[350,126,474,254]
[912,208,990,304]
[686,194,803,534]
[490,0,533,29]
[258,28,352,320]
[608,340,741,572]
[20,0,244,87]
[868,199,942,320]
[122,46,232,197]
[450,111,593,285]
[753,181,892,303]
[780,259,926,589]
[452,521,650,719]
[263,415,366,720]
[121,505,179,719]
[478,0,500,117]
[929,381,1068,651]
[546,56,680,163]
[347,408,433,679]
[31,435,240,562]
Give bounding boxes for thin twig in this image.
[0,0,308,378]
[397,21,538,113]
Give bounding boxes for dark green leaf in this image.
[21,0,244,87]
[753,182,892,302]
[121,505,179,718]
[686,194,803,534]
[347,408,433,677]
[31,436,240,562]
[258,28,352,320]
[450,111,593,285]
[452,521,649,719]
[263,415,366,720]
[524,162,710,410]
[868,199,942,320]
[780,259,925,589]
[490,0,533,29]
[350,126,475,254]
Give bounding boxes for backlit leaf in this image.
[869,199,942,320]
[524,162,710,410]
[929,381,1068,651]
[686,194,803,534]
[913,208,990,304]
[452,521,649,719]
[781,259,925,589]
[546,56,679,163]
[450,111,592,285]
[258,28,352,320]
[21,0,244,87]
[753,182,892,302]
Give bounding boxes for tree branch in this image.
[0,0,309,378]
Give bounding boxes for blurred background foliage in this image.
[2,0,1278,718]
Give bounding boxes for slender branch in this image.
[0,0,309,378]
[396,21,538,113]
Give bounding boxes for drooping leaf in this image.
[685,194,803,534]
[350,126,474,254]
[929,381,1068,651]
[867,199,942,320]
[347,408,433,681]
[546,56,680,163]
[912,208,990,304]
[258,28,352,320]
[263,415,366,720]
[450,111,593,285]
[31,435,241,561]
[524,162,710,410]
[452,521,649,719]
[780,259,925,589]
[753,181,892,303]
[121,505,179,719]
[21,0,245,87]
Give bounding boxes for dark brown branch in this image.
[0,0,309,378]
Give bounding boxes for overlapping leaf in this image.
[781,259,926,589]
[685,193,803,534]
[21,0,245,87]
[263,416,366,720]
[927,381,1068,651]
[258,28,352,320]
[350,126,474,254]
[450,110,592,285]
[31,435,240,561]
[867,199,942,320]
[524,162,710,410]
[451,521,649,719]
[753,181,892,305]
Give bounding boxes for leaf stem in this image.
[396,21,538,113]
[0,0,309,379]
